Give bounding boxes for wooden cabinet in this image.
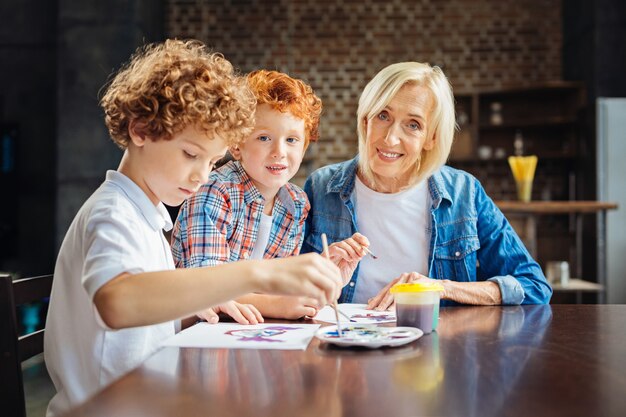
[451,82,585,202]
[450,84,588,282]
[447,83,614,303]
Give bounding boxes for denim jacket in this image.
[302,157,552,305]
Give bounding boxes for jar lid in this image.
[390,282,444,293]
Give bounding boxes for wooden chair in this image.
[0,273,53,417]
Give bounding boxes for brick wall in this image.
[166,0,562,184]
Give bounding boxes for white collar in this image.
[105,170,173,232]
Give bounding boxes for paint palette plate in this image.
[315,325,423,348]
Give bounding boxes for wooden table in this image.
[496,201,618,303]
[62,305,626,417]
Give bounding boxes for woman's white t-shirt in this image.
[353,176,432,303]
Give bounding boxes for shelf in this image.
[453,85,591,290]
[495,201,618,214]
[448,153,577,164]
[551,278,603,293]
[478,117,577,130]
[450,84,585,173]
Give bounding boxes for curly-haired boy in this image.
[44,41,341,416]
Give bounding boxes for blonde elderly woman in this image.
[302,62,552,308]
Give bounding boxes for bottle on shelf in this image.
[514,130,524,156]
[490,102,503,125]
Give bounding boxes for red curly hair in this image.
[246,70,322,146]
[100,39,255,149]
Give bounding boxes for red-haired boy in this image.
[172,70,368,321]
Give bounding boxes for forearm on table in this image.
[94,261,265,329]
[441,280,502,305]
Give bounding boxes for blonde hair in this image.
[357,62,456,189]
[100,39,255,149]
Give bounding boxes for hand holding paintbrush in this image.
[322,232,376,288]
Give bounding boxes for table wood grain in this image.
[62,305,626,417]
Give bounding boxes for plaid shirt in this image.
[171,161,310,268]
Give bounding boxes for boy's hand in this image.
[328,233,370,285]
[272,295,322,320]
[197,300,264,325]
[261,253,342,306]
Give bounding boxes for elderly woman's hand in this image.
[367,272,444,311]
[328,233,370,286]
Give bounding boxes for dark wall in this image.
[56,0,165,248]
[562,0,626,283]
[562,0,626,99]
[0,0,57,275]
[0,0,164,276]
[595,1,626,97]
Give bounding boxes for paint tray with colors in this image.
[315,325,423,348]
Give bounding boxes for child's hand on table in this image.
[197,300,264,325]
[270,295,322,320]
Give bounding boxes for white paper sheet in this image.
[162,322,321,350]
[314,303,396,324]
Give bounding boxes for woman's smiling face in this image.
[363,83,436,193]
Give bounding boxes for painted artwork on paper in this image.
[314,304,396,324]
[162,323,320,350]
[224,326,303,343]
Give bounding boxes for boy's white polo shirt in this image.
[45,170,176,417]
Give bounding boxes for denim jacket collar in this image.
[428,169,453,210]
[326,156,453,209]
[327,157,359,202]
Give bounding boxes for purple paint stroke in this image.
[236,336,284,343]
[265,326,303,331]
[224,326,303,343]
[351,313,395,322]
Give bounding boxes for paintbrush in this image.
[336,307,357,323]
[363,246,378,260]
[321,233,343,336]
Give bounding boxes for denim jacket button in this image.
[455,251,461,257]
[349,282,355,287]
